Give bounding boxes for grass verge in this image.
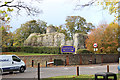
[41,74,119,80]
[41,75,94,80]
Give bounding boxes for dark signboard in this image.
[61,45,75,53]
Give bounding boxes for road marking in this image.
[89,67,94,68]
[64,68,69,70]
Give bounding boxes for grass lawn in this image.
[41,75,94,80]
[41,74,118,80]
[51,75,94,78]
[2,52,57,56]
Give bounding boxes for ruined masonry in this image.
[24,26,87,51]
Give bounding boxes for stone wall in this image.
[19,54,119,67]
[24,32,65,47]
[66,40,73,45]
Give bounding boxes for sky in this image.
[9,0,115,32]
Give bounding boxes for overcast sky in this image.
[9,0,115,32]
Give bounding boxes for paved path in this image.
[2,63,119,78]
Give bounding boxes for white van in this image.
[0,55,26,74]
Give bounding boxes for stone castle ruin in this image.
[24,26,87,51]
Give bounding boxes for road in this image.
[1,63,119,78]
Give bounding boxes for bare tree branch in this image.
[0,0,42,16]
[6,0,14,4]
[74,0,97,10]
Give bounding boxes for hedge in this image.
[2,46,61,54]
[76,49,94,54]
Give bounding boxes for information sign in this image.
[61,45,75,53]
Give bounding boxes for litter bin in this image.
[95,72,117,80]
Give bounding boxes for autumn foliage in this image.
[86,23,119,53]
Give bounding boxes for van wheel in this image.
[9,72,13,74]
[19,67,25,73]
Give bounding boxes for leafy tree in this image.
[13,19,47,46]
[86,23,119,53]
[0,0,42,47]
[97,0,119,21]
[0,10,13,47]
[37,20,47,34]
[65,16,95,39]
[55,25,71,40]
[2,28,13,47]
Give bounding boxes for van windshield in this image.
[12,56,21,62]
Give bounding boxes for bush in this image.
[2,46,61,54]
[76,49,94,54]
[2,47,21,52]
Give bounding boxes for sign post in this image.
[94,48,98,52]
[93,43,98,64]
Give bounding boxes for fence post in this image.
[65,59,66,66]
[38,63,40,80]
[66,55,69,65]
[101,55,103,64]
[94,54,96,64]
[76,66,79,76]
[107,65,109,72]
[46,61,47,67]
[32,60,34,67]
[80,55,82,65]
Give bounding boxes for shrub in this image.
[2,46,61,54]
[76,49,94,54]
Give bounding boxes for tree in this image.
[0,0,42,16]
[86,23,119,53]
[0,0,42,47]
[65,16,95,39]
[98,0,119,21]
[0,9,14,47]
[55,25,71,40]
[13,19,47,46]
[0,2,16,47]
